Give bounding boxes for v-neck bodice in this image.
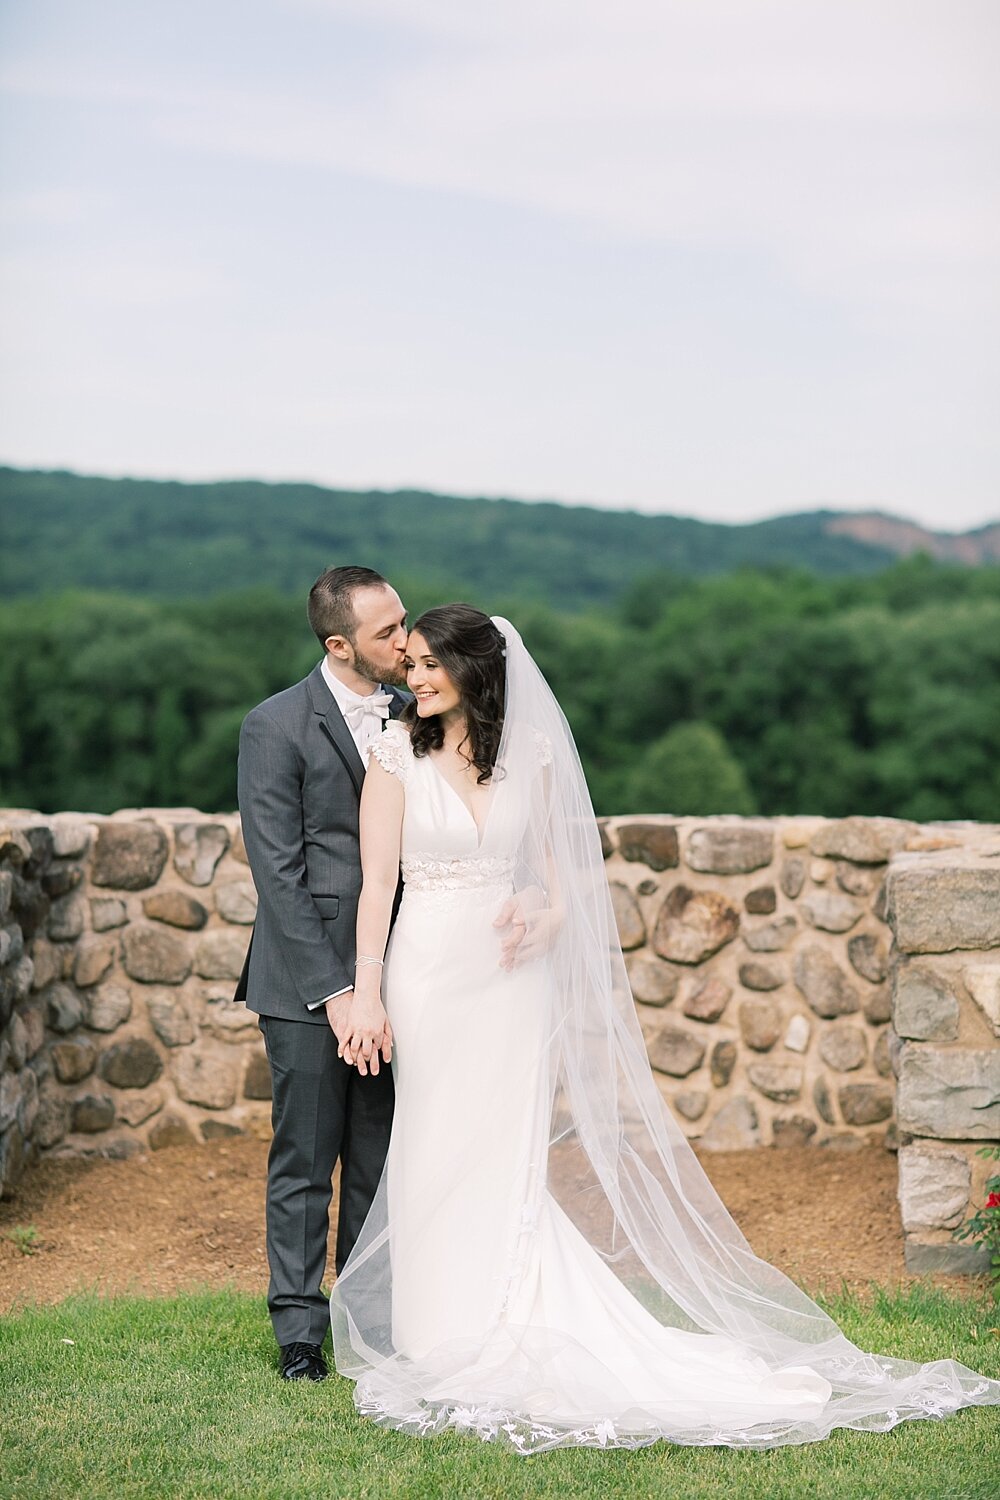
[369,720,514,894]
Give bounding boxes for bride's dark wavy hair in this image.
[401,604,506,783]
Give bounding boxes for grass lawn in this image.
[1,1284,998,1499]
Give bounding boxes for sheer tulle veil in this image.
[330,614,999,1450]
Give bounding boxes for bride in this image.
[329,604,999,1453]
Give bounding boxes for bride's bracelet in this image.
[355,954,384,969]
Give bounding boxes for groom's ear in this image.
[324,633,352,662]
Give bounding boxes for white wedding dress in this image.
[331,623,1000,1454]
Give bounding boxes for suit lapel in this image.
[307,664,366,798]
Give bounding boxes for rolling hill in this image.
[1,466,996,607]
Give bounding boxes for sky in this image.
[0,0,997,530]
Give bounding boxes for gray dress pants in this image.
[259,1014,395,1348]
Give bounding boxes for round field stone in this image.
[122,924,192,986]
[92,822,169,890]
[34,1085,70,1147]
[738,961,785,992]
[742,916,798,953]
[772,1115,818,1147]
[801,891,864,934]
[193,930,250,982]
[148,1113,198,1150]
[747,1063,803,1103]
[215,881,258,925]
[818,1024,867,1072]
[45,983,83,1034]
[793,946,860,1018]
[244,1052,272,1100]
[72,1093,116,1132]
[73,936,116,989]
[617,822,680,872]
[710,1039,737,1088]
[626,954,678,1007]
[838,1082,893,1126]
[682,975,732,1023]
[645,1023,706,1079]
[47,896,84,942]
[116,1088,165,1127]
[143,890,209,930]
[699,1097,760,1150]
[146,989,196,1048]
[173,1049,238,1110]
[835,862,879,896]
[85,983,133,1033]
[862,984,892,1026]
[686,825,773,875]
[609,883,647,951]
[42,865,82,899]
[174,823,230,887]
[99,1038,164,1089]
[809,817,903,864]
[652,885,739,965]
[51,1038,98,1084]
[738,998,783,1052]
[847,932,889,984]
[202,1120,244,1141]
[873,1030,892,1077]
[673,1091,708,1122]
[90,897,128,932]
[743,885,776,915]
[783,1014,811,1053]
[813,1074,836,1125]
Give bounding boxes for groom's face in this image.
[341,585,409,687]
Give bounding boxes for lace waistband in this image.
[401,854,516,893]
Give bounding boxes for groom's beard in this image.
[353,646,408,689]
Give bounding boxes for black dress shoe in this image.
[279,1342,328,1381]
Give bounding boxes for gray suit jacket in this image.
[235,663,409,1025]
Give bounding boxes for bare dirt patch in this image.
[0,1140,974,1311]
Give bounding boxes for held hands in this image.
[332,991,393,1077]
[494,886,561,971]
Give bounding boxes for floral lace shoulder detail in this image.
[368,719,413,784]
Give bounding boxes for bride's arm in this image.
[341,756,404,1076]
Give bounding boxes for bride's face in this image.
[404,631,463,719]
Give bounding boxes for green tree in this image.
[623,721,756,815]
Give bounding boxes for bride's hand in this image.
[339,998,393,1076]
[495,887,561,970]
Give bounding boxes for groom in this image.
[235,565,409,1381]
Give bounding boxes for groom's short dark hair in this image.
[308,565,389,647]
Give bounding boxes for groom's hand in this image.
[324,990,354,1046]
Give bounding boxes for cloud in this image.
[5,1,995,328]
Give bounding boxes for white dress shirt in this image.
[309,660,392,1010]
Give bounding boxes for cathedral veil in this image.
[330,614,999,1452]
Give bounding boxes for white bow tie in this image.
[343,691,393,730]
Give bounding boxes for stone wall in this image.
[886,843,1000,1273]
[0,812,270,1196]
[2,808,999,1277]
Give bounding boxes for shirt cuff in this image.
[307,985,353,1010]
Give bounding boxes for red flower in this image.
[985,1192,1000,1210]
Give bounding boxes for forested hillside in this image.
[0,467,913,607]
[2,557,998,822]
